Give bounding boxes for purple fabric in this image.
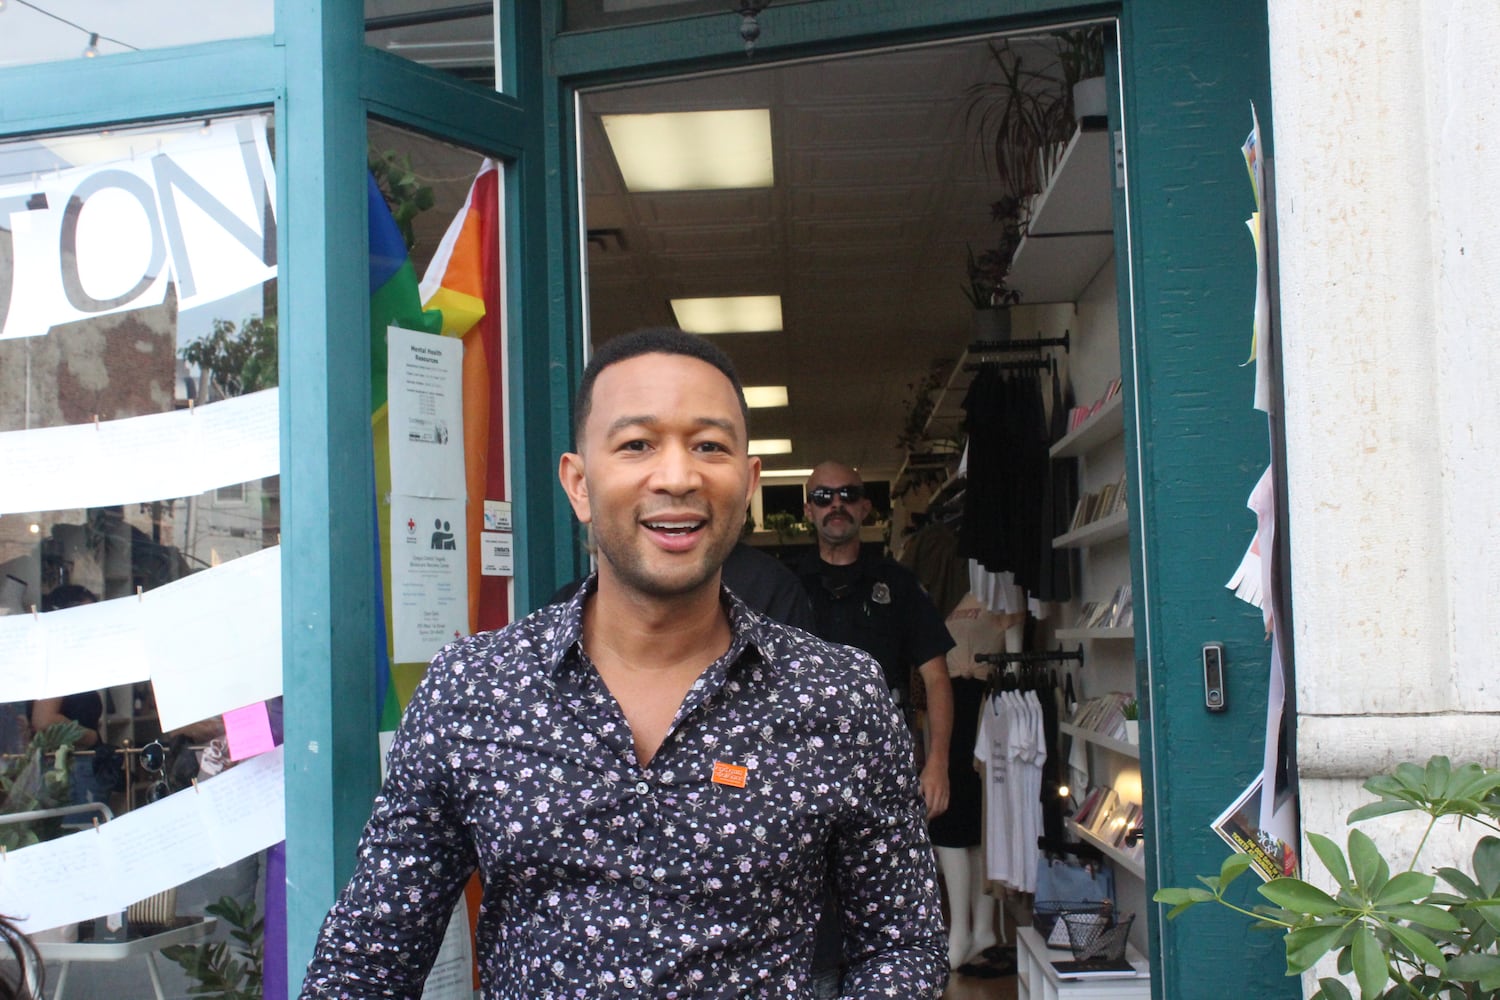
[264,840,287,1000]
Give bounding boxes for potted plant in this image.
[1154,755,1500,1000]
[0,720,86,850]
[1054,25,1107,124]
[962,195,1025,340]
[162,894,264,1000]
[965,37,1074,203]
[1120,699,1139,744]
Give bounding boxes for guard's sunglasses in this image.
[808,485,865,508]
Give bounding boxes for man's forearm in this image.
[917,656,953,765]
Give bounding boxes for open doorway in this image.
[575,20,1152,989]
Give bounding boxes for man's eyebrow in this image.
[605,414,741,438]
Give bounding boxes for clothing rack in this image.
[966,329,1071,355]
[963,356,1055,375]
[975,647,1084,666]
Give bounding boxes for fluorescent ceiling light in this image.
[749,439,793,456]
[602,109,773,192]
[743,386,788,408]
[670,295,782,335]
[759,467,814,479]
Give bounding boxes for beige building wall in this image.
[1269,0,1500,984]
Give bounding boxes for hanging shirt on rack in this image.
[975,685,1048,892]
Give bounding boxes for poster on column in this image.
[387,326,466,500]
[390,497,468,664]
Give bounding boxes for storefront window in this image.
[0,0,273,68]
[364,0,497,88]
[0,110,280,994]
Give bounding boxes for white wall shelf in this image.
[1006,126,1115,305]
[1053,509,1128,549]
[1060,721,1139,760]
[1051,395,1123,458]
[1054,626,1133,642]
[1065,818,1146,880]
[1016,926,1150,1000]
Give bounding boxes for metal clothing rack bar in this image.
[976,646,1084,666]
[963,356,1055,374]
[966,330,1070,355]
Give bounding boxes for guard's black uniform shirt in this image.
[795,548,955,700]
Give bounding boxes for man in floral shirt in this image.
[300,328,947,998]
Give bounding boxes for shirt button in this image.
[635,780,650,795]
[632,876,648,891]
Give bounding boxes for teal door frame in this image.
[541,3,1293,999]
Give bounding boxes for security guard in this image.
[796,461,956,998]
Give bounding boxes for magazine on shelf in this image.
[1074,602,1099,628]
[1108,585,1134,628]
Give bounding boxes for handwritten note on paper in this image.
[147,546,283,730]
[197,746,285,867]
[223,703,275,760]
[0,746,285,934]
[43,597,151,696]
[0,824,116,933]
[0,615,47,702]
[0,389,279,516]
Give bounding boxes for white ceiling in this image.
[577,35,1041,483]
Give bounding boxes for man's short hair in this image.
[573,327,750,443]
[41,584,99,611]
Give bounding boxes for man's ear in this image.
[745,456,762,508]
[558,452,592,524]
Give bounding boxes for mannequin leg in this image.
[936,846,972,969]
[966,845,997,956]
[1004,621,1024,654]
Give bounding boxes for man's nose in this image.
[650,442,701,492]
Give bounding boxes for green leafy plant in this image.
[1053,25,1107,116]
[0,720,85,850]
[1121,699,1139,721]
[762,512,806,544]
[369,148,436,252]
[180,316,279,399]
[895,358,956,453]
[1155,756,1500,1000]
[161,895,264,1000]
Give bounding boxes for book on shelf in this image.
[1072,785,1105,827]
[1073,601,1099,628]
[1108,584,1134,628]
[1103,376,1123,402]
[1086,789,1121,837]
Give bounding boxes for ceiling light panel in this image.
[743,386,789,408]
[602,110,773,192]
[749,439,793,455]
[670,295,782,334]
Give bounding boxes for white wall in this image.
[1269,0,1500,983]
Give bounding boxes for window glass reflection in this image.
[365,0,496,88]
[0,112,279,976]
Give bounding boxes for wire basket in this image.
[1033,900,1111,947]
[1064,910,1134,962]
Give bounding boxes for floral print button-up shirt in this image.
[301,581,947,999]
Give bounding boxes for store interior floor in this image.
[946,965,1018,999]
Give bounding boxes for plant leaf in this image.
[1351,925,1387,1000]
[1313,977,1354,1000]
[1309,832,1353,889]
[1381,902,1462,931]
[1436,866,1482,897]
[1347,800,1420,823]
[1384,922,1448,971]
[1474,836,1500,897]
[1260,878,1344,916]
[1349,829,1389,896]
[1374,870,1435,906]
[1445,952,1500,990]
[1220,852,1255,890]
[1284,924,1345,974]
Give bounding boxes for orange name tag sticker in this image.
[711,761,749,789]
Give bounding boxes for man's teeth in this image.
[646,521,701,532]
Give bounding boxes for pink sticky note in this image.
[222,702,275,761]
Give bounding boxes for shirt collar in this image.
[548,573,779,677]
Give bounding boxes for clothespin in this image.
[191,778,200,794]
[136,585,143,602]
[92,817,101,833]
[93,414,100,429]
[188,398,194,415]
[30,605,38,621]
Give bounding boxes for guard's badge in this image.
[871,582,892,605]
